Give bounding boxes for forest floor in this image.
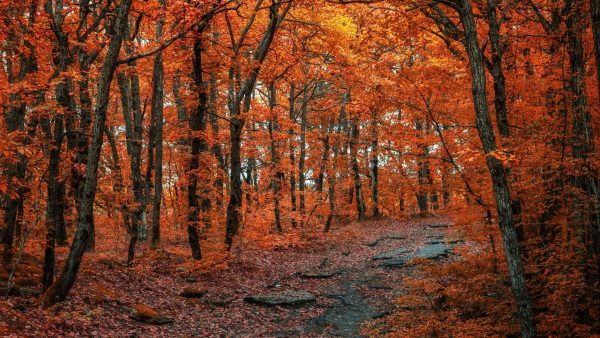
[0,216,462,337]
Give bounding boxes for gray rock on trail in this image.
[298,270,341,279]
[427,223,450,228]
[244,290,316,307]
[366,234,406,247]
[374,243,455,268]
[372,248,411,260]
[426,239,464,245]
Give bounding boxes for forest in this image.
[0,0,599,336]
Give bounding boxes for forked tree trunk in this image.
[225,2,288,249]
[41,0,133,306]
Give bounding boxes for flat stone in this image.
[414,243,453,260]
[244,290,315,307]
[374,243,455,268]
[379,258,408,268]
[372,248,411,260]
[427,223,450,228]
[367,235,405,247]
[298,270,340,279]
[426,239,463,245]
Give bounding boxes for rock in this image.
[130,304,174,325]
[367,235,405,247]
[415,243,453,260]
[372,248,411,260]
[180,287,207,298]
[244,290,315,307]
[374,243,454,268]
[427,223,450,228]
[379,258,408,268]
[298,270,340,279]
[426,239,463,245]
[184,276,198,283]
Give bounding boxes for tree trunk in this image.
[299,86,308,227]
[2,4,38,263]
[224,2,287,249]
[350,119,366,221]
[487,0,509,138]
[325,94,347,232]
[288,84,298,228]
[187,33,212,260]
[591,0,600,99]
[41,0,133,306]
[565,1,599,255]
[457,1,535,336]
[268,83,283,232]
[150,4,165,247]
[209,70,225,208]
[416,119,430,216]
[370,109,380,218]
[43,115,63,291]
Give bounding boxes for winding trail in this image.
[2,217,458,337]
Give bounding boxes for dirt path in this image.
[1,217,457,337]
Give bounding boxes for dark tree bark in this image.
[415,119,430,216]
[1,1,38,264]
[298,86,308,227]
[591,0,600,99]
[42,115,64,291]
[41,0,133,306]
[316,127,330,193]
[370,109,380,218]
[187,32,211,260]
[350,119,366,221]
[150,2,165,247]
[486,0,509,138]
[456,1,535,335]
[43,0,78,289]
[325,93,347,232]
[288,84,298,228]
[565,0,599,253]
[224,1,290,250]
[268,83,284,232]
[116,21,147,262]
[209,70,225,208]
